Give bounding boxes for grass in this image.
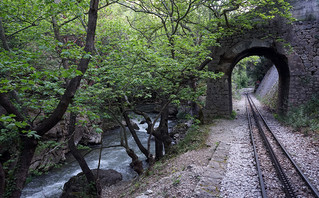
[277,95,319,136]
[230,110,237,120]
[168,124,211,156]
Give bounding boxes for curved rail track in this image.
[245,94,319,198]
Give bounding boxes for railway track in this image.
[245,94,319,198]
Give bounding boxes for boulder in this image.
[154,104,178,117]
[30,120,68,172]
[170,123,189,144]
[79,126,102,145]
[101,118,119,132]
[30,115,102,173]
[77,116,102,145]
[61,169,122,198]
[121,120,140,130]
[139,120,147,124]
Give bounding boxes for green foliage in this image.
[278,95,319,134]
[77,144,91,150]
[172,175,181,186]
[76,2,224,129]
[35,141,62,155]
[0,114,40,147]
[232,56,261,90]
[230,110,237,120]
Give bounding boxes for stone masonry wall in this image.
[286,20,319,106]
[204,0,319,120]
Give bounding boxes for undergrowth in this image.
[168,124,210,157]
[277,95,319,135]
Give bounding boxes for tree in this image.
[0,0,100,197]
[77,1,221,163]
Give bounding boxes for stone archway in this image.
[203,39,290,120]
[203,0,319,122]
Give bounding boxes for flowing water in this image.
[22,116,175,198]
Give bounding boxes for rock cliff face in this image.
[291,0,319,21]
[30,115,103,172]
[255,66,279,110]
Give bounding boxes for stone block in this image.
[313,56,319,66]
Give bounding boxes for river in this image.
[21,116,176,198]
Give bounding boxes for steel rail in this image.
[246,94,296,198]
[248,94,319,198]
[245,94,268,198]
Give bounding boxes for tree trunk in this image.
[68,112,101,196]
[156,101,172,158]
[0,17,10,51]
[189,78,203,122]
[0,162,5,198]
[10,137,38,198]
[52,16,69,70]
[155,138,163,160]
[123,111,150,159]
[126,148,143,175]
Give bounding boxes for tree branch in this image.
[0,93,25,122]
[0,17,10,51]
[7,15,44,38]
[33,0,100,136]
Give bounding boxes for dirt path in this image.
[102,93,319,198]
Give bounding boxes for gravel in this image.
[101,93,319,198]
[252,96,319,196]
[219,95,261,198]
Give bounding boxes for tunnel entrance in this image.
[204,44,290,121]
[231,56,279,110]
[229,47,290,114]
[231,56,273,99]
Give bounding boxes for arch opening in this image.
[229,47,290,114]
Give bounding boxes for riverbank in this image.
[102,93,319,198]
[102,95,249,197]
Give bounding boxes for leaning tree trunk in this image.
[10,136,38,198]
[123,111,150,159]
[68,112,101,196]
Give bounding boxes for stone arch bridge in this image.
[203,0,319,121]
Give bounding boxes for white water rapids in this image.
[22,117,175,198]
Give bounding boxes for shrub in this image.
[279,95,319,134]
